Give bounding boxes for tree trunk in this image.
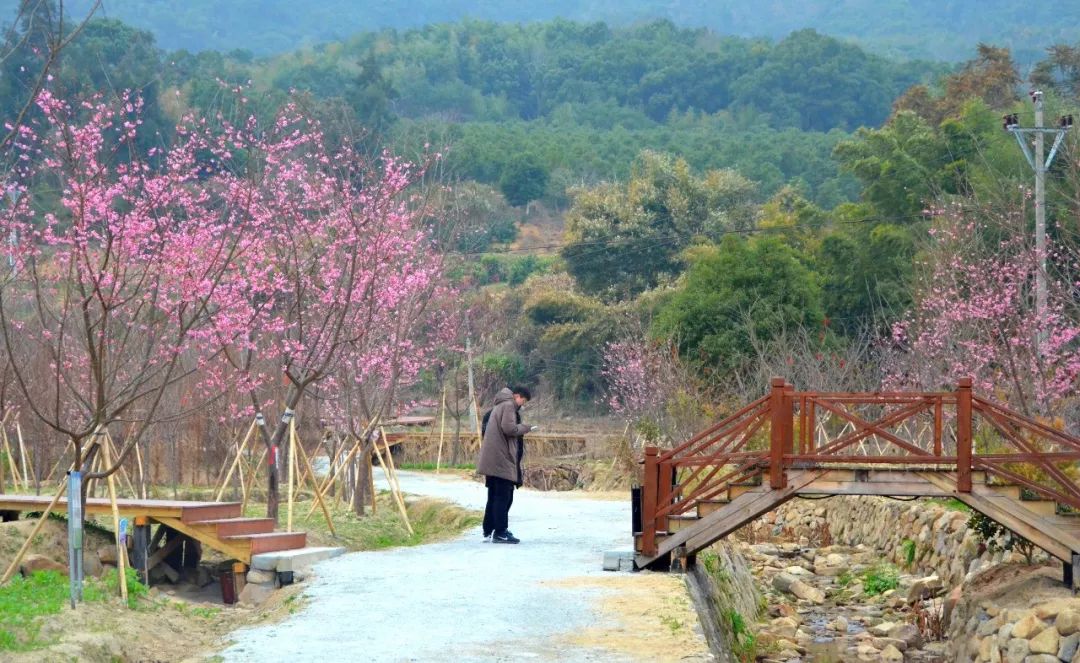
[352,440,375,516]
[263,388,304,523]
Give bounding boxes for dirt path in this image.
[219,471,713,662]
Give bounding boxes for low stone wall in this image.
[688,541,761,663]
[745,496,1014,589]
[946,567,1080,662]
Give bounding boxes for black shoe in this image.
[492,532,520,544]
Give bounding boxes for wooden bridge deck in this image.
[0,494,305,566]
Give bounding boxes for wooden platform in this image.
[0,494,306,565]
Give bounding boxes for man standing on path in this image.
[477,386,534,544]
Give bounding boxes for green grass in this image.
[861,563,900,596]
[0,568,149,651]
[660,614,683,633]
[725,608,758,662]
[250,492,482,551]
[835,569,854,588]
[901,539,917,568]
[924,498,971,512]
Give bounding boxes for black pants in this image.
[483,476,515,536]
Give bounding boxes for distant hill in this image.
[65,0,1080,61]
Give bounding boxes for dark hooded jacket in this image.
[476,388,530,483]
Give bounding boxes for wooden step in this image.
[633,532,670,553]
[985,484,1022,499]
[189,517,276,537]
[1018,499,1059,518]
[180,502,243,524]
[729,484,761,500]
[698,499,731,517]
[226,531,307,555]
[667,515,699,533]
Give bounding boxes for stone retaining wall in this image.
[947,575,1080,662]
[689,542,761,663]
[743,496,1078,662]
[746,496,1013,589]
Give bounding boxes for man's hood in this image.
[493,387,515,405]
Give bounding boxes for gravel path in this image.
[219,471,656,662]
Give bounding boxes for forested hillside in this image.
[69,0,1080,61]
[2,19,945,207]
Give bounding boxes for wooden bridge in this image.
[635,378,1080,591]
[0,495,305,580]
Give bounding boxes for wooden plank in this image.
[187,517,275,537]
[1018,500,1059,518]
[1067,550,1075,596]
[179,502,244,524]
[796,480,949,497]
[917,472,1075,561]
[155,517,252,564]
[228,531,306,555]
[147,535,184,570]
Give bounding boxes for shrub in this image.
[862,563,899,595]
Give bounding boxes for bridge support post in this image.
[131,516,151,585]
[657,461,673,533]
[1068,553,1079,594]
[642,447,659,557]
[957,378,973,493]
[769,378,790,489]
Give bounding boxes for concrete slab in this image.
[251,546,346,572]
[602,550,635,572]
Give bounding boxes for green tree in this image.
[816,205,917,333]
[833,111,948,220]
[561,151,757,300]
[498,153,550,207]
[654,235,825,373]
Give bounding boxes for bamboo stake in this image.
[295,437,327,491]
[215,419,257,502]
[43,438,73,484]
[101,439,128,602]
[367,445,376,515]
[294,430,336,536]
[235,441,247,505]
[1,478,66,584]
[104,432,136,498]
[15,421,28,487]
[287,417,297,533]
[306,435,361,518]
[133,439,146,499]
[1,424,21,491]
[371,434,411,534]
[436,389,447,473]
[241,447,267,513]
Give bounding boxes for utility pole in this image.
[465,333,479,435]
[1004,91,1072,347]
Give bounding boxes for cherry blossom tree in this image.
[600,334,710,448]
[0,90,258,489]
[207,105,452,520]
[887,202,1080,416]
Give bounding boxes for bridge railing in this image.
[638,377,1080,557]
